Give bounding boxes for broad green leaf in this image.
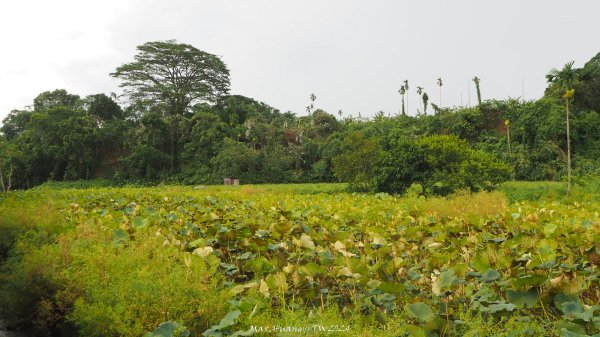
[555,293,580,312]
[406,302,436,322]
[145,321,190,337]
[561,301,584,317]
[439,269,457,289]
[132,216,149,230]
[480,269,501,283]
[483,302,516,313]
[510,274,548,288]
[230,282,258,295]
[543,223,557,237]
[367,279,382,289]
[555,319,587,335]
[506,288,539,308]
[471,253,492,272]
[266,272,288,292]
[112,228,129,241]
[300,262,326,276]
[217,310,241,329]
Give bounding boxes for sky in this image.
[1,0,599,123]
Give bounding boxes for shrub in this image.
[374,135,512,196]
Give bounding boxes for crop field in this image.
[0,184,599,336]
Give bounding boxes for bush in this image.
[375,135,512,196]
[0,191,229,336]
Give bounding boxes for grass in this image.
[35,179,349,195]
[499,181,566,202]
[500,177,600,202]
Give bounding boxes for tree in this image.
[111,40,230,171]
[546,61,578,195]
[574,52,600,113]
[0,137,20,192]
[121,111,171,180]
[211,138,260,182]
[310,109,340,138]
[472,76,482,105]
[84,93,124,123]
[33,89,81,112]
[404,80,410,114]
[332,131,381,190]
[416,86,423,115]
[416,87,428,115]
[375,135,511,196]
[398,86,406,115]
[1,109,33,140]
[12,107,99,183]
[307,93,317,115]
[436,78,443,107]
[180,111,229,184]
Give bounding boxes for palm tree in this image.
[472,76,482,105]
[416,86,423,115]
[404,80,409,114]
[422,92,429,115]
[398,86,406,115]
[307,93,316,115]
[546,61,578,195]
[436,77,443,106]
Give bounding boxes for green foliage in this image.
[406,303,435,322]
[33,89,82,112]
[332,131,381,190]
[84,93,124,122]
[575,52,600,113]
[375,135,512,195]
[1,185,600,336]
[0,189,230,336]
[144,321,190,337]
[111,40,230,113]
[2,48,600,191]
[211,138,260,182]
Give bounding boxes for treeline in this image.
[1,41,599,193]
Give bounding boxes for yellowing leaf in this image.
[294,234,315,250]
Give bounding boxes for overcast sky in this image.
[1,0,599,123]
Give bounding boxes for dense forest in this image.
[1,41,599,194]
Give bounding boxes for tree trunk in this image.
[8,163,12,192]
[171,125,175,172]
[507,125,512,156]
[401,97,405,115]
[169,113,180,173]
[0,168,5,192]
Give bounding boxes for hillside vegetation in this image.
[1,42,600,195]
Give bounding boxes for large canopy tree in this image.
[111,40,230,170]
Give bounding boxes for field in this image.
[0,183,599,337]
